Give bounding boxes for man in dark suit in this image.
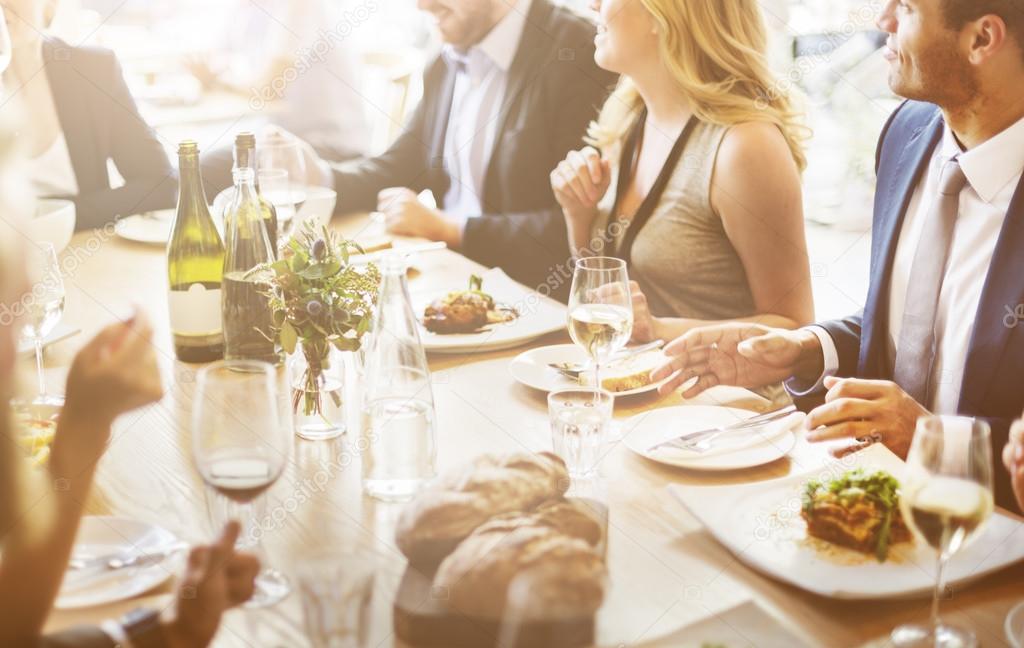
[313,0,616,296]
[651,0,1024,509]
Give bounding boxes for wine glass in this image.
[192,360,292,607]
[566,257,633,394]
[892,416,994,648]
[258,137,308,218]
[20,243,65,406]
[258,168,297,247]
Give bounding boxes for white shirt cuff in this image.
[100,619,134,648]
[784,325,838,397]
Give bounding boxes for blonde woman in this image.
[552,0,813,344]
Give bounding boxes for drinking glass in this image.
[566,257,632,393]
[891,416,994,648]
[548,388,613,481]
[259,138,308,213]
[192,360,292,607]
[20,243,65,406]
[258,168,297,247]
[297,549,376,648]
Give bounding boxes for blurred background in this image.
[39,0,900,229]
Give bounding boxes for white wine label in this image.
[169,283,222,334]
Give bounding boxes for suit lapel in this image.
[43,38,99,193]
[480,0,551,205]
[960,176,1024,412]
[860,111,944,374]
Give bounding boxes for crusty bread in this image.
[395,452,570,567]
[434,522,606,621]
[580,350,664,393]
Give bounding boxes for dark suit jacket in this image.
[817,100,1024,510]
[330,0,617,297]
[42,37,175,231]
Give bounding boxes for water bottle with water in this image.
[360,253,437,501]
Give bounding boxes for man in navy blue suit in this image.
[652,0,1024,509]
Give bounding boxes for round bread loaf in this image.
[395,452,570,567]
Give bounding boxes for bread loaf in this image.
[434,522,606,620]
[395,452,570,567]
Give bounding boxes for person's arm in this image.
[72,54,175,230]
[0,317,163,645]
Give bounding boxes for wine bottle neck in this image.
[177,155,209,214]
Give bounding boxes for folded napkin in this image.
[655,412,805,461]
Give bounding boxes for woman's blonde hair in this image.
[588,0,808,171]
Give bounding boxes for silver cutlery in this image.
[549,339,665,379]
[647,404,798,453]
[68,541,189,573]
[348,241,448,265]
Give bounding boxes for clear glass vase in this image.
[288,340,346,441]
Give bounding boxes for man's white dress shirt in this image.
[796,114,1024,414]
[442,0,532,219]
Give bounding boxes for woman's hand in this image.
[60,312,164,451]
[1003,417,1024,512]
[164,522,260,648]
[627,281,658,343]
[551,146,612,239]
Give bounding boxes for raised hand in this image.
[650,323,822,397]
[551,146,612,239]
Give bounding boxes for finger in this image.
[557,162,591,206]
[822,376,893,400]
[226,553,261,605]
[655,365,707,396]
[806,420,880,443]
[831,438,878,459]
[567,150,599,200]
[650,349,710,382]
[211,521,241,565]
[1010,420,1024,445]
[805,397,879,431]
[182,546,211,587]
[682,373,719,399]
[1004,441,1015,472]
[582,147,603,183]
[663,328,719,357]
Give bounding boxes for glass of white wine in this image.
[21,243,65,406]
[192,360,292,607]
[892,416,994,648]
[566,257,633,395]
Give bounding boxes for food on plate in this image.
[422,275,518,334]
[801,469,912,561]
[395,452,570,567]
[13,404,60,467]
[579,349,664,393]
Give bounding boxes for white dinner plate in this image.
[413,268,566,354]
[669,443,1024,599]
[56,516,182,610]
[623,405,801,471]
[509,343,669,397]
[114,210,175,245]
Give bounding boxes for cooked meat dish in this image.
[423,276,517,334]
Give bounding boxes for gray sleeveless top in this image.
[592,118,757,321]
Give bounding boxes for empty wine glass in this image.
[566,257,632,394]
[259,136,308,217]
[192,360,292,607]
[892,416,994,648]
[20,243,65,406]
[258,168,297,247]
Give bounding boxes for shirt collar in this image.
[940,114,1024,204]
[444,0,531,74]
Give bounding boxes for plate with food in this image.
[623,406,802,471]
[414,268,566,354]
[509,343,670,397]
[669,443,1024,599]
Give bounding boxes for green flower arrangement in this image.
[252,222,379,418]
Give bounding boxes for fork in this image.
[549,340,665,379]
[646,404,798,453]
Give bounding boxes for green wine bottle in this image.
[167,141,225,363]
[234,132,278,255]
[222,164,280,364]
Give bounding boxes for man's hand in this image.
[377,188,463,248]
[651,323,823,397]
[163,522,260,648]
[1002,416,1024,511]
[805,377,927,459]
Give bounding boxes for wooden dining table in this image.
[38,215,1024,648]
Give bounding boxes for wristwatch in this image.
[120,607,171,648]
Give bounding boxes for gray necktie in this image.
[893,158,969,405]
